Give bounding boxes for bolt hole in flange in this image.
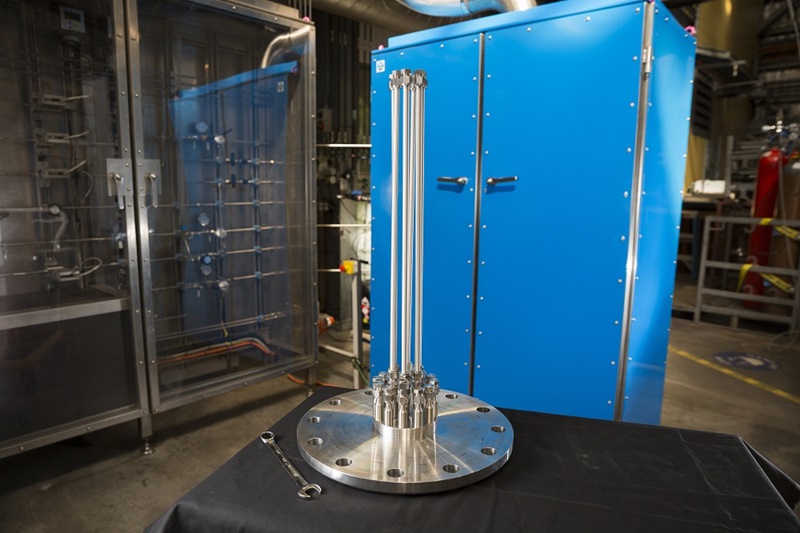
[387,468,405,478]
[307,416,321,423]
[308,437,323,446]
[481,447,497,456]
[445,393,458,399]
[443,464,460,473]
[329,400,341,406]
[477,407,490,413]
[336,458,352,467]
[491,425,506,433]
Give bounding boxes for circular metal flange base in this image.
[297,389,513,494]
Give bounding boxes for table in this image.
[147,387,800,532]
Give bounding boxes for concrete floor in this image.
[0,320,798,531]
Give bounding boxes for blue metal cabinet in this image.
[370,0,695,423]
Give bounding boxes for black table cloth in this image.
[146,387,800,532]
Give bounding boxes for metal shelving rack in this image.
[694,215,800,330]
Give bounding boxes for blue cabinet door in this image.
[474,5,645,418]
[371,35,480,391]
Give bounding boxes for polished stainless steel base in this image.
[297,389,513,494]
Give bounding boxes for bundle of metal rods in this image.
[372,369,439,429]
[372,68,437,433]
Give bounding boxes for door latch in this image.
[146,172,158,208]
[486,176,518,186]
[106,158,132,210]
[437,176,468,185]
[139,159,161,209]
[111,173,124,209]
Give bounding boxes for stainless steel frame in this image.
[318,262,367,388]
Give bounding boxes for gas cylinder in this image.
[764,158,800,314]
[743,148,788,307]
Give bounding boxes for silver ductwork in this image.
[260,25,312,68]
[311,0,465,33]
[310,0,537,34]
[396,0,537,16]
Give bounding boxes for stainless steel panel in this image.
[0,295,129,331]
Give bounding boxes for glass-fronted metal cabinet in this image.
[0,0,317,458]
[0,0,149,457]
[129,0,317,414]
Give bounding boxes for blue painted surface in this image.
[622,16,696,424]
[474,4,642,418]
[170,66,290,348]
[370,0,695,422]
[370,36,481,391]
[176,62,297,98]
[388,0,642,49]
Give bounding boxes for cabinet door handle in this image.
[486,176,518,186]
[437,176,468,185]
[146,172,159,208]
[110,172,125,210]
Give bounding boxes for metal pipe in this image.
[401,72,414,375]
[414,71,426,374]
[396,0,536,16]
[259,26,311,69]
[0,205,68,253]
[0,206,58,213]
[352,260,364,387]
[51,211,68,253]
[389,72,400,373]
[311,0,457,34]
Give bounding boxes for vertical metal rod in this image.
[352,261,364,387]
[401,75,414,375]
[467,34,486,397]
[389,74,399,373]
[414,72,426,374]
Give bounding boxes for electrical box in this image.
[370,0,695,423]
[60,6,86,33]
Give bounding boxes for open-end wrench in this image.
[260,431,322,500]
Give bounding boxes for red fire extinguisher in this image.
[743,148,788,307]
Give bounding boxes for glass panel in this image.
[136,1,315,397]
[0,0,140,442]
